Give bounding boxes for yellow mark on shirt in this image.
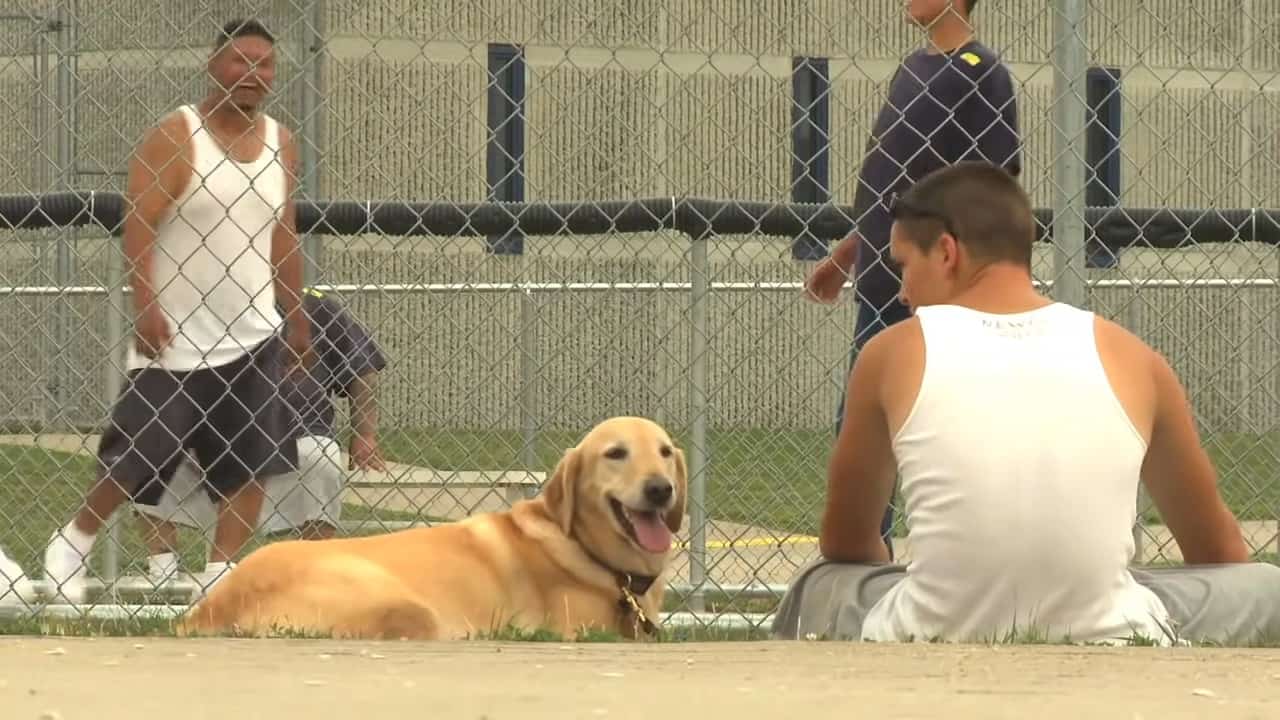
[960,52,982,66]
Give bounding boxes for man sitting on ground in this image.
[771,161,1280,646]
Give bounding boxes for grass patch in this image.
[0,613,770,642]
[376,427,1280,534]
[376,427,827,534]
[0,614,182,638]
[470,622,623,643]
[0,444,426,580]
[1,429,1273,645]
[661,589,779,616]
[462,618,773,643]
[1,427,1276,580]
[1,615,1273,647]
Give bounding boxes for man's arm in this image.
[823,231,862,275]
[271,127,307,360]
[819,329,900,563]
[123,115,188,319]
[320,298,389,470]
[345,366,384,468]
[348,369,379,435]
[1140,349,1249,565]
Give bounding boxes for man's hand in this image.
[123,113,188,361]
[134,304,172,359]
[804,257,850,304]
[803,231,861,304]
[348,432,385,471]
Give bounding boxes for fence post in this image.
[299,0,326,286]
[1050,0,1089,309]
[687,231,710,613]
[27,17,53,427]
[101,231,126,590]
[517,287,537,504]
[51,2,77,428]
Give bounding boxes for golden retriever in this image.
[177,416,687,641]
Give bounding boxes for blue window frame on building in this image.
[1086,66,1122,269]
[486,43,526,255]
[791,56,831,261]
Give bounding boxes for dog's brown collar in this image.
[582,549,659,638]
[615,572,659,638]
[622,572,657,596]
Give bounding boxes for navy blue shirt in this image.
[279,290,388,440]
[851,40,1022,315]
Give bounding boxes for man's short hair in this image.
[215,18,274,50]
[889,161,1035,269]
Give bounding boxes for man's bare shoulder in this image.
[124,111,194,199]
[270,121,299,174]
[1092,314,1159,370]
[860,316,923,365]
[1091,312,1177,440]
[134,110,191,159]
[854,316,924,392]
[1098,314,1189,404]
[852,316,924,433]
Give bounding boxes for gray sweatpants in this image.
[770,559,1280,646]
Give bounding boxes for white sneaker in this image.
[0,545,35,608]
[147,552,180,589]
[43,530,89,604]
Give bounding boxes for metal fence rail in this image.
[1,0,1279,632]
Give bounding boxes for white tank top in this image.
[126,104,287,372]
[860,303,1176,645]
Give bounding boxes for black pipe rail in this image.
[2,191,1279,249]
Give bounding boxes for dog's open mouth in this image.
[609,497,672,554]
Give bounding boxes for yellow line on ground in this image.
[676,536,819,550]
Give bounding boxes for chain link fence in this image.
[0,0,1277,632]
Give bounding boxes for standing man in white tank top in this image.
[772,162,1280,646]
[41,18,311,603]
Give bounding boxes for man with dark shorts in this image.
[804,0,1022,557]
[42,18,309,602]
[133,287,389,586]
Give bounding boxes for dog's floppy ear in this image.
[665,446,688,534]
[541,447,582,535]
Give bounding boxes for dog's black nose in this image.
[644,476,673,507]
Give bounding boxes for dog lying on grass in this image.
[178,416,687,641]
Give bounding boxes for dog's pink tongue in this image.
[630,512,672,553]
